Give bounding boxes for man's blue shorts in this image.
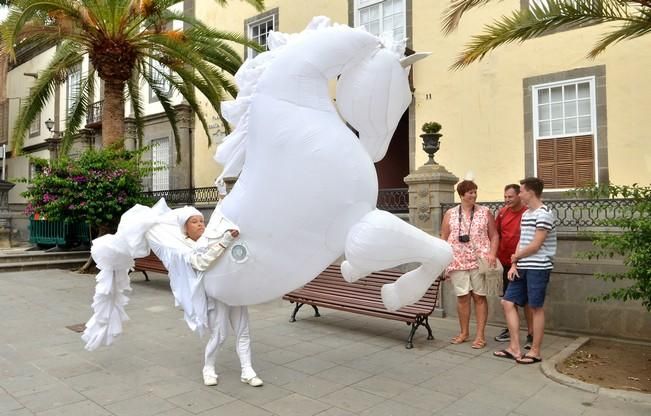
[503,269,551,308]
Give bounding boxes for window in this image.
[66,65,81,115]
[529,0,577,10]
[29,115,40,137]
[151,137,170,191]
[246,10,277,59]
[355,0,405,41]
[149,58,172,102]
[532,77,597,189]
[27,88,41,137]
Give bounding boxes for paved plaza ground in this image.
[1,269,649,416]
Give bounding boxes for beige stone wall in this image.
[411,1,651,200]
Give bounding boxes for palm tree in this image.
[1,0,264,158]
[443,0,651,68]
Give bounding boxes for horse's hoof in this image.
[381,283,402,312]
[341,261,365,283]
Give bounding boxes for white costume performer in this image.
[175,207,261,387]
[83,18,452,387]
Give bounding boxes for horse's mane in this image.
[214,17,337,193]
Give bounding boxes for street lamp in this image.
[44,118,55,133]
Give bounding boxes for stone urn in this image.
[420,132,442,165]
[420,122,443,165]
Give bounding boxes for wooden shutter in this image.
[537,135,594,188]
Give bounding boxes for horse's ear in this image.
[400,52,431,68]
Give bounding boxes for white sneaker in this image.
[203,368,219,386]
[241,376,263,387]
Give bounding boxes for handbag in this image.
[478,257,504,296]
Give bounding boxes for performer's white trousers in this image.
[204,300,256,380]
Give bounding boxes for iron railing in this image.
[441,198,636,231]
[377,188,409,213]
[142,186,221,206]
[87,100,103,125]
[142,186,410,213]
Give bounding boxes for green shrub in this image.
[19,146,154,233]
[421,122,442,134]
[579,184,651,311]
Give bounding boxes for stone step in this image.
[0,250,90,264]
[0,257,89,273]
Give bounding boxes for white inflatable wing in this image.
[83,200,209,350]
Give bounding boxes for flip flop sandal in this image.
[493,349,518,360]
[516,354,542,364]
[450,335,468,344]
[471,339,487,349]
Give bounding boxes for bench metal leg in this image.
[406,316,434,349]
[142,271,150,282]
[289,303,320,322]
[423,316,434,340]
[289,302,303,322]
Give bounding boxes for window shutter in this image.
[575,135,595,186]
[537,135,594,188]
[537,138,556,186]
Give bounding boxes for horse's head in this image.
[336,37,429,162]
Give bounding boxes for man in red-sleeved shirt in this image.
[494,184,532,346]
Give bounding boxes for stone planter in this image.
[420,132,442,165]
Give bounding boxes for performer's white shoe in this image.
[203,367,219,386]
[241,376,263,387]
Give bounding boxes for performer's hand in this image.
[229,229,239,238]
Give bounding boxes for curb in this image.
[542,336,651,405]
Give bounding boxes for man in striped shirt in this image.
[493,177,556,364]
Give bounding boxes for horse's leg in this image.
[341,210,453,311]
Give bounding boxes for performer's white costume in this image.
[83,17,453,374]
[175,207,260,386]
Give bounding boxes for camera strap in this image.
[458,205,475,238]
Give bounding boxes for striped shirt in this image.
[516,205,557,270]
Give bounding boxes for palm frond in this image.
[152,63,214,146]
[11,42,83,154]
[589,8,651,56]
[126,66,145,148]
[140,60,183,163]
[443,0,495,34]
[451,0,643,69]
[60,67,95,156]
[211,0,265,12]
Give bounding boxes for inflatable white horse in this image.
[207,17,452,310]
[83,17,452,350]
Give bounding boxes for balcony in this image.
[86,100,103,127]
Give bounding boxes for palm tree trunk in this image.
[102,79,126,147]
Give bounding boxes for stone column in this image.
[0,180,15,248]
[124,117,137,151]
[404,164,458,237]
[68,128,94,158]
[404,164,457,318]
[45,135,62,160]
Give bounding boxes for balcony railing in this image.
[86,100,103,126]
[142,187,410,213]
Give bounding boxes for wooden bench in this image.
[283,264,441,349]
[133,253,167,281]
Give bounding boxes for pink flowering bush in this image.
[20,146,153,231]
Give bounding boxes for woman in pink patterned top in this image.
[441,180,499,349]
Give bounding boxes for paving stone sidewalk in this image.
[1,269,649,416]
